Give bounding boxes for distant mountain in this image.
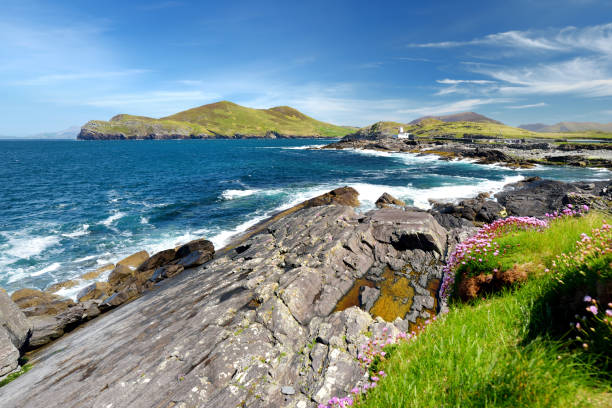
[78,101,352,140]
[0,126,80,139]
[409,112,503,125]
[519,121,612,133]
[28,126,80,139]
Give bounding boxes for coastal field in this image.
[80,101,353,139]
[353,119,612,140]
[357,212,612,407]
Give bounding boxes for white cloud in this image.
[506,102,548,109]
[436,79,496,85]
[409,23,612,56]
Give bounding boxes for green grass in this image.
[0,363,32,388]
[458,212,607,279]
[357,213,611,408]
[352,120,612,140]
[82,101,352,138]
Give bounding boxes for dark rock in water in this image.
[359,286,380,311]
[0,289,31,377]
[176,238,214,260]
[476,201,504,223]
[0,188,446,407]
[137,248,177,272]
[375,192,406,208]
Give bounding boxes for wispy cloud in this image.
[408,23,612,55]
[506,102,548,109]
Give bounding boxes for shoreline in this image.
[323,136,612,169]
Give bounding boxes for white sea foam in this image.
[281,144,326,150]
[140,216,150,224]
[101,212,125,226]
[62,224,90,238]
[4,234,61,259]
[30,262,61,276]
[74,254,97,263]
[221,189,261,200]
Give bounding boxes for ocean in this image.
[0,138,609,298]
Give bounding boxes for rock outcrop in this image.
[375,192,406,208]
[0,290,31,377]
[0,193,446,407]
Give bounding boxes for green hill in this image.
[78,101,352,140]
[349,119,612,140]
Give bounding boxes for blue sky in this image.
[1,0,612,135]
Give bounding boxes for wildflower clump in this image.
[440,216,548,301]
[318,321,435,408]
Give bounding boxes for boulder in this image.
[177,250,213,268]
[77,282,110,302]
[0,290,31,377]
[80,263,114,280]
[0,289,31,350]
[27,315,64,348]
[303,186,360,208]
[366,208,447,255]
[375,192,406,208]
[175,238,214,260]
[0,327,20,377]
[46,280,79,293]
[149,265,184,283]
[137,249,177,272]
[11,288,75,317]
[108,264,134,288]
[116,250,150,270]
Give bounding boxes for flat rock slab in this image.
[0,204,445,408]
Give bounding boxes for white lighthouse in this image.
[394,126,411,139]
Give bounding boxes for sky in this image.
[1,0,612,135]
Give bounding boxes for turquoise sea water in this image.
[0,138,609,297]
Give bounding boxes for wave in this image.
[101,212,126,226]
[62,224,90,238]
[3,234,61,259]
[221,189,261,200]
[73,254,97,263]
[31,262,61,277]
[280,144,326,150]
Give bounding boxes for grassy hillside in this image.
[79,101,352,139]
[354,212,611,408]
[351,120,612,140]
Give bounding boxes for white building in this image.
[394,126,412,139]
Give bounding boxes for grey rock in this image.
[359,286,380,311]
[281,386,296,395]
[177,250,211,268]
[27,315,63,348]
[0,289,31,350]
[0,327,20,377]
[0,189,447,408]
[175,238,214,260]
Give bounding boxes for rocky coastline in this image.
[1,180,611,407]
[323,135,612,169]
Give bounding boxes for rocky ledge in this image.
[0,182,610,407]
[323,136,612,169]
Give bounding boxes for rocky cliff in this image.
[0,188,448,407]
